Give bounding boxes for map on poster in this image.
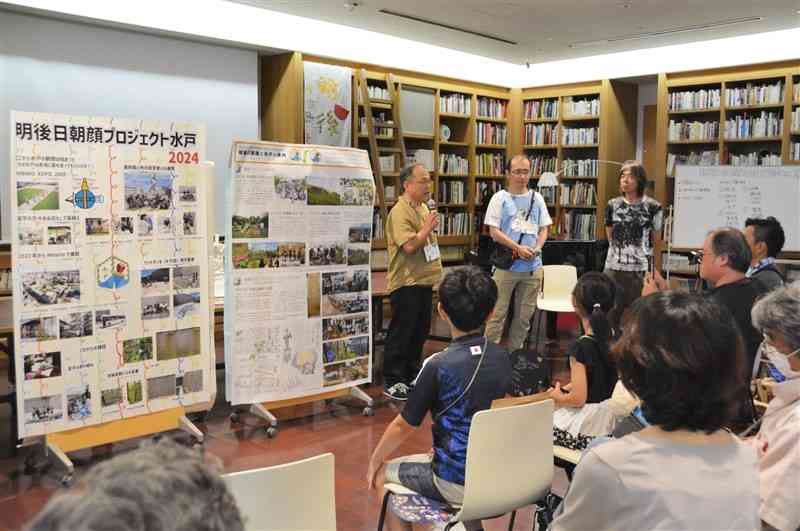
[10,111,214,437]
[225,141,374,405]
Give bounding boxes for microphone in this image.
[427,198,438,234]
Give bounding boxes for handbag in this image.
[489,191,535,270]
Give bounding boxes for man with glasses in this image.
[483,154,551,351]
[383,163,443,401]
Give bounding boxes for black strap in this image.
[514,191,536,245]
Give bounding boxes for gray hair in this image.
[711,228,751,273]
[399,163,425,189]
[752,281,800,352]
[26,439,244,531]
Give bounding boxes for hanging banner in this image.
[304,61,352,147]
[10,111,214,437]
[226,141,373,405]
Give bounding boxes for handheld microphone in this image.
[427,198,438,234]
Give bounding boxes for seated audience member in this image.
[750,283,800,531]
[547,272,619,450]
[26,439,244,531]
[744,216,786,292]
[551,291,760,531]
[366,267,510,529]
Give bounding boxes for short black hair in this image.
[505,154,530,173]
[439,266,498,332]
[612,291,747,433]
[619,160,648,196]
[745,216,785,258]
[711,228,751,273]
[572,271,617,343]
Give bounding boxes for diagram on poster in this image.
[10,112,214,437]
[226,141,374,404]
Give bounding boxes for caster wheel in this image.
[230,412,240,423]
[363,407,374,417]
[266,427,278,438]
[61,474,73,487]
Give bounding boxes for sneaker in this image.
[383,382,411,401]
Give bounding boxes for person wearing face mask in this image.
[750,282,800,531]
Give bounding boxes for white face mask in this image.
[764,343,800,380]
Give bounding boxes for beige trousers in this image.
[485,268,543,351]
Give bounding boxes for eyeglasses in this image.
[509,169,529,176]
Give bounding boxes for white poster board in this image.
[10,112,214,437]
[673,165,800,251]
[225,141,374,405]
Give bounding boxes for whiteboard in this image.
[673,165,800,251]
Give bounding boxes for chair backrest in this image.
[540,265,578,301]
[224,453,336,531]
[455,400,554,522]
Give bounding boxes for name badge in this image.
[512,217,538,235]
[470,345,482,356]
[424,243,441,262]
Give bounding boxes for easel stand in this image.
[35,406,202,485]
[231,386,374,438]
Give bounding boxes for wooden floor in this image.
[0,334,573,531]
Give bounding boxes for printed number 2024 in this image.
[169,151,199,164]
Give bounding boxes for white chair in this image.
[530,265,578,352]
[224,453,336,531]
[378,400,554,531]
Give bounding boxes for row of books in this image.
[475,181,503,205]
[563,96,599,117]
[792,142,800,161]
[524,99,558,120]
[666,151,719,176]
[795,83,800,102]
[539,187,556,205]
[729,152,782,167]
[723,112,782,139]
[792,108,800,132]
[525,123,558,145]
[367,85,390,100]
[559,211,596,241]
[476,123,507,145]
[372,211,385,239]
[476,153,505,176]
[668,88,720,111]
[725,81,783,107]
[440,93,471,115]
[379,154,396,172]
[563,158,598,177]
[529,155,557,175]
[359,115,394,137]
[384,185,396,201]
[559,182,597,206]
[668,119,719,141]
[406,149,434,171]
[476,97,508,119]
[439,212,470,235]
[661,252,699,275]
[439,153,468,174]
[438,180,466,204]
[562,127,599,145]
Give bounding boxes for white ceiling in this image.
[230,0,800,64]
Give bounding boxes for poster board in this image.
[226,141,374,405]
[10,111,215,437]
[673,165,800,251]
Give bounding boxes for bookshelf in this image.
[521,80,637,241]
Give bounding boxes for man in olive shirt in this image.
[383,163,443,401]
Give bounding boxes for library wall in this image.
[0,11,260,240]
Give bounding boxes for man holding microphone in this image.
[484,154,552,350]
[383,163,443,401]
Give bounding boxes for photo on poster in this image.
[101,387,123,407]
[85,217,110,236]
[173,266,200,290]
[156,327,201,361]
[307,176,342,206]
[20,316,59,343]
[96,256,130,290]
[307,273,321,318]
[347,244,370,266]
[232,242,306,269]
[124,171,173,210]
[21,270,81,308]
[232,213,269,238]
[122,336,153,364]
[174,292,200,319]
[66,385,92,421]
[23,351,61,380]
[322,314,370,341]
[141,295,170,320]
[348,223,371,243]
[182,211,197,236]
[309,242,346,266]
[341,178,374,206]
[47,226,72,245]
[59,311,93,339]
[24,395,63,425]
[322,336,369,364]
[126,381,143,404]
[141,268,170,294]
[147,374,177,400]
[322,291,369,317]
[18,224,43,246]
[178,369,203,394]
[321,270,369,295]
[112,216,134,236]
[157,214,174,235]
[17,181,59,211]
[179,185,197,203]
[94,308,127,330]
[322,357,369,387]
[274,176,307,203]
[137,214,154,236]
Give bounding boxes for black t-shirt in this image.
[402,334,511,485]
[708,278,767,370]
[568,335,616,404]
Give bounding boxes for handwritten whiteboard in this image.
[673,165,800,251]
